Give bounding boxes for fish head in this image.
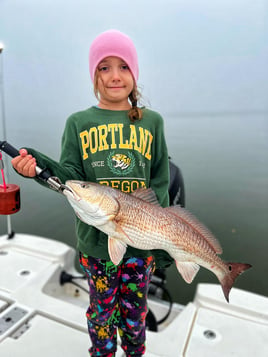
[63,180,119,226]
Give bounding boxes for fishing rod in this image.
[0,139,71,240]
[0,42,14,237]
[0,140,69,193]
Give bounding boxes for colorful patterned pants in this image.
[79,253,155,357]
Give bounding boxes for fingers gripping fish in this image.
[63,180,252,302]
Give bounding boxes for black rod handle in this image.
[0,140,52,182]
[0,140,20,158]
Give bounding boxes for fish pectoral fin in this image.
[176,261,200,283]
[108,237,127,265]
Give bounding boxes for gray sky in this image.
[1,1,267,300]
[1,0,268,126]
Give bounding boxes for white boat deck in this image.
[0,233,268,356]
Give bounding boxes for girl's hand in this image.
[11,149,37,177]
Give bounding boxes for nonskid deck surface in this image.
[0,233,268,357]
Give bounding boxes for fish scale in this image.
[122,208,222,274]
[116,196,213,259]
[64,180,252,302]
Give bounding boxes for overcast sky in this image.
[0,0,268,128]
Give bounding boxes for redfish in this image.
[64,181,251,302]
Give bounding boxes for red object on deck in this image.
[0,184,21,215]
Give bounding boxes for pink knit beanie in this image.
[89,29,139,82]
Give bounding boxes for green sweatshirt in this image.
[27,106,173,268]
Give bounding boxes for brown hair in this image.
[128,83,143,122]
[93,72,143,122]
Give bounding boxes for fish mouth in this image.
[62,183,80,201]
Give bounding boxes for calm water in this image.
[1,112,268,304]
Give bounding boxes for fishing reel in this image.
[0,150,20,215]
[0,140,56,216]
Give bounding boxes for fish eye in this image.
[81,184,87,188]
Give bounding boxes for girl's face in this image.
[95,56,134,110]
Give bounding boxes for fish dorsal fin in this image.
[175,261,200,283]
[108,237,127,265]
[165,205,222,254]
[131,188,160,206]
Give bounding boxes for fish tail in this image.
[221,262,252,303]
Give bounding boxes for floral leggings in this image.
[79,253,155,357]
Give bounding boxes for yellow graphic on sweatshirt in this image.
[106,151,135,176]
[99,179,147,193]
[79,124,153,161]
[112,153,131,170]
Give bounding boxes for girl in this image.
[12,29,173,357]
